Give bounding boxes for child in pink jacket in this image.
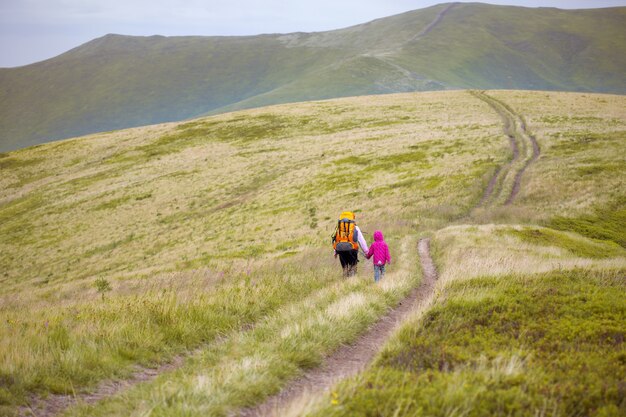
[365,230,391,282]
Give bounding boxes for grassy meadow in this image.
[0,90,625,416]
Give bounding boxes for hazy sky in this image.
[1,0,625,67]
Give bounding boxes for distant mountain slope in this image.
[1,2,625,152]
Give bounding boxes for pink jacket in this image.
[365,230,391,266]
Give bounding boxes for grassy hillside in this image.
[0,90,625,416]
[1,3,626,151]
[304,239,625,417]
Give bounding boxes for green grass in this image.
[90,195,134,211]
[501,227,625,259]
[0,155,43,170]
[549,131,626,156]
[335,156,371,166]
[549,204,626,248]
[83,233,138,257]
[308,268,626,417]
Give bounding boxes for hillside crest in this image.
[1,2,625,152]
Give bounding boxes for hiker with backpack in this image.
[365,230,391,283]
[332,211,369,277]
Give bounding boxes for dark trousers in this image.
[338,250,359,276]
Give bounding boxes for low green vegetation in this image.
[308,268,625,417]
[549,205,626,248]
[501,227,624,259]
[93,277,111,300]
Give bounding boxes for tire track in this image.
[470,90,540,207]
[240,238,438,417]
[507,117,540,205]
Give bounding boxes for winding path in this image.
[470,90,540,206]
[236,90,542,414]
[368,2,457,86]
[240,238,438,417]
[21,240,439,417]
[408,2,458,43]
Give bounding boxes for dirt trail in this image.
[22,238,439,417]
[240,238,438,417]
[470,90,540,206]
[506,121,540,205]
[20,240,438,417]
[19,351,190,417]
[369,2,456,86]
[409,3,458,42]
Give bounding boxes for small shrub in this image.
[94,277,112,300]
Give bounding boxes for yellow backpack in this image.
[332,211,359,251]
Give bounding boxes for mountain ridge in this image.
[1,2,625,152]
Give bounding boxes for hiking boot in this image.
[347,264,357,277]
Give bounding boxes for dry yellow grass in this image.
[433,224,625,288]
[0,91,504,299]
[487,90,626,217]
